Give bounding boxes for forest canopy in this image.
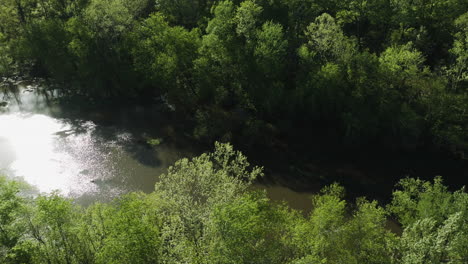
[1,143,467,263]
[0,0,466,154]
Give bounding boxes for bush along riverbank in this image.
[1,143,467,264]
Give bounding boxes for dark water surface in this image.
[0,81,313,209]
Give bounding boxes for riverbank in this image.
[1,78,467,208]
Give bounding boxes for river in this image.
[0,79,313,210]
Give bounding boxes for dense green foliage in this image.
[0,0,466,153]
[1,143,467,263]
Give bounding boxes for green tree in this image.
[207,192,297,263]
[0,34,13,76]
[299,13,356,64]
[399,213,468,264]
[155,0,216,27]
[235,0,263,41]
[192,0,254,142]
[0,177,31,264]
[154,142,263,263]
[390,0,468,65]
[129,12,201,107]
[251,21,288,115]
[295,13,354,118]
[389,177,468,227]
[194,0,242,105]
[448,12,468,92]
[87,193,162,264]
[290,184,396,264]
[20,193,91,264]
[336,0,393,50]
[390,177,468,263]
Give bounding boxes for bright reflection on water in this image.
[0,113,79,192]
[0,82,189,204]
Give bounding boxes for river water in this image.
[0,81,312,209]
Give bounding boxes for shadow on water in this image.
[246,126,468,208]
[58,117,164,168]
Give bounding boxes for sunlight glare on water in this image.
[0,85,174,203]
[0,113,82,193]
